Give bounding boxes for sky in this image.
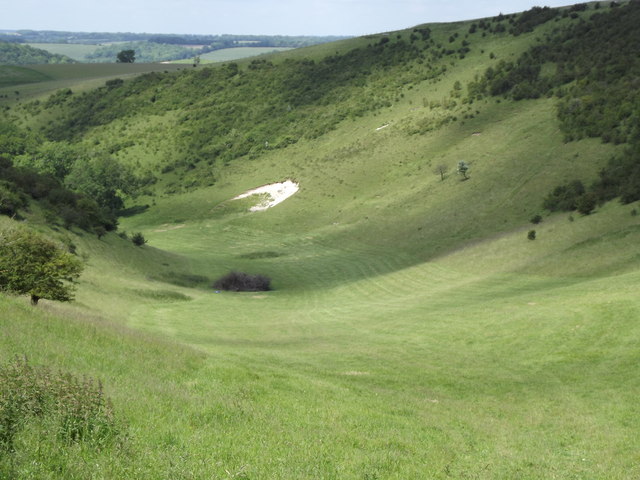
[5,0,575,36]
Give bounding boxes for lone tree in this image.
[0,228,83,305]
[434,164,449,181]
[116,49,135,63]
[457,161,470,180]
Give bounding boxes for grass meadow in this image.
[3,190,639,478]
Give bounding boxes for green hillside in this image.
[1,2,640,478]
[0,41,75,65]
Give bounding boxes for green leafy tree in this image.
[0,228,83,305]
[0,181,27,217]
[64,154,136,211]
[576,192,597,215]
[457,161,470,179]
[116,49,135,63]
[15,141,80,180]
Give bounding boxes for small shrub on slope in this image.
[213,271,271,292]
[131,232,147,246]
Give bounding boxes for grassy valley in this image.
[1,2,640,478]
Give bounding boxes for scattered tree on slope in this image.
[0,227,83,305]
[116,49,135,63]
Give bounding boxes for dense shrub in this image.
[576,192,598,215]
[543,180,585,212]
[591,144,640,204]
[544,142,640,214]
[527,230,537,240]
[0,156,118,232]
[0,180,27,216]
[510,6,559,36]
[131,232,147,246]
[213,271,271,292]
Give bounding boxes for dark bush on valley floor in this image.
[213,271,271,292]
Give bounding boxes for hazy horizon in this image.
[5,0,575,37]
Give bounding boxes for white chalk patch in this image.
[376,124,390,131]
[233,180,299,211]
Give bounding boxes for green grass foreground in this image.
[2,203,640,478]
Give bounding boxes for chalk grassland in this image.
[3,89,640,478]
[2,5,640,478]
[2,195,639,479]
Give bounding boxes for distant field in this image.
[172,46,293,64]
[0,65,51,88]
[27,43,101,61]
[0,62,185,104]
[26,43,293,64]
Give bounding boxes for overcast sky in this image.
[6,0,574,36]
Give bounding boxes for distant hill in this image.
[0,42,75,65]
[1,31,349,63]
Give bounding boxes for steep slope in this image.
[11,4,624,255]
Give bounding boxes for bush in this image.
[527,230,537,240]
[213,271,271,292]
[131,232,147,246]
[530,214,542,224]
[543,180,585,211]
[576,192,597,215]
[0,181,27,216]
